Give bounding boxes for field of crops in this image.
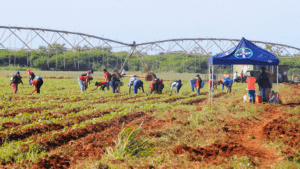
[1,73,300,168]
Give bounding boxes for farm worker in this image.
[189,78,196,92]
[26,69,35,85]
[234,71,238,83]
[208,79,219,92]
[93,81,106,91]
[246,71,256,104]
[103,69,110,90]
[278,73,282,82]
[240,70,244,83]
[170,79,183,94]
[222,76,233,94]
[10,71,23,94]
[195,75,203,96]
[257,67,272,102]
[77,74,90,92]
[150,78,164,94]
[81,70,93,82]
[110,76,122,93]
[121,68,126,75]
[133,79,144,94]
[31,76,43,94]
[128,77,136,94]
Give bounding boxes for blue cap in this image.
[16,71,20,74]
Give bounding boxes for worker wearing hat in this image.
[222,75,233,94]
[170,79,183,94]
[132,75,144,94]
[10,71,23,94]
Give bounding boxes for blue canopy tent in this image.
[208,37,280,104]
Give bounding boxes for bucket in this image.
[255,95,262,103]
[270,93,279,102]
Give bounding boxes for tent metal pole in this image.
[209,64,210,105]
[212,65,214,105]
[277,65,279,104]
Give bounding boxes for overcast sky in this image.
[2,0,299,47]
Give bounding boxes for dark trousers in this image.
[196,87,200,96]
[36,79,43,94]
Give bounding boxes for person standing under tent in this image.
[240,70,244,83]
[189,78,196,92]
[10,71,23,94]
[234,71,238,83]
[170,79,183,94]
[26,69,35,85]
[257,67,272,102]
[278,73,282,82]
[103,69,111,90]
[195,75,202,96]
[78,74,90,92]
[31,76,43,94]
[121,68,126,75]
[246,71,256,104]
[222,76,233,94]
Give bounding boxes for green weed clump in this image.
[102,125,154,161]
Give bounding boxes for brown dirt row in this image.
[0,105,64,117]
[0,122,19,130]
[162,97,186,103]
[34,111,147,152]
[173,142,269,165]
[182,92,226,105]
[34,112,181,168]
[0,109,113,147]
[263,116,300,149]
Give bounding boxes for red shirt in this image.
[104,72,110,82]
[196,79,200,87]
[97,81,106,86]
[246,77,256,90]
[27,70,33,75]
[31,79,38,93]
[79,76,89,82]
[240,73,244,78]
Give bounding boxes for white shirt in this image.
[121,69,126,75]
[234,73,237,79]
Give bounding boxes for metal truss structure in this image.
[0,26,299,72]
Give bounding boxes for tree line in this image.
[0,43,299,74]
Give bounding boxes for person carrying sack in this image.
[170,79,183,94]
[10,71,23,94]
[246,71,256,104]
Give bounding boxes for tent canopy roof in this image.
[209,37,279,65]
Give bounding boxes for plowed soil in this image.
[173,142,268,165]
[263,116,300,148]
[162,97,186,103]
[33,154,70,169]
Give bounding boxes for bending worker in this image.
[78,73,90,92]
[93,81,106,91]
[133,77,144,94]
[110,76,122,93]
[170,79,183,94]
[31,76,43,94]
[222,76,233,94]
[26,69,35,85]
[150,78,164,94]
[10,71,23,94]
